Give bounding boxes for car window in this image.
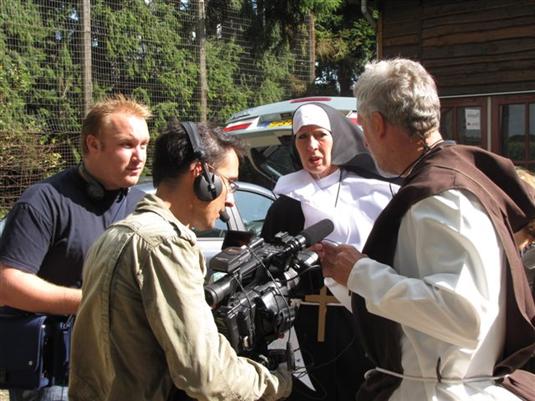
[233,189,273,236]
[194,220,227,238]
[134,179,274,240]
[250,137,297,179]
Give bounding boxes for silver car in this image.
[0,180,276,264]
[134,179,276,261]
[224,96,358,186]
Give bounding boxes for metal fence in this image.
[0,0,313,216]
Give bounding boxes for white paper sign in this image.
[465,108,481,130]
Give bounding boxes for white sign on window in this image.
[465,108,481,130]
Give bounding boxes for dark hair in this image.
[152,118,246,187]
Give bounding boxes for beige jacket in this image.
[69,194,291,401]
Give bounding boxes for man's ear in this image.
[86,134,100,153]
[370,111,386,138]
[190,160,203,177]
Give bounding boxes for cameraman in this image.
[68,120,292,401]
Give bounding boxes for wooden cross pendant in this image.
[304,286,339,342]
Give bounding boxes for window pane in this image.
[530,104,535,159]
[233,190,273,236]
[195,218,227,238]
[457,107,481,146]
[502,104,525,161]
[440,108,454,141]
[250,137,297,181]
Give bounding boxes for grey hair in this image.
[353,58,441,140]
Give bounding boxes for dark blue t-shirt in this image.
[0,167,145,287]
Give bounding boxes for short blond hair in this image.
[81,94,151,155]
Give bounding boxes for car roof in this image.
[224,96,358,146]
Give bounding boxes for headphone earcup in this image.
[193,171,223,201]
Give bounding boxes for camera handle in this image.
[258,342,296,372]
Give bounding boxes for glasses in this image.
[207,164,239,193]
[221,174,239,193]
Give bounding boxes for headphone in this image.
[181,122,223,202]
[78,162,105,200]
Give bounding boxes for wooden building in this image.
[377,0,535,168]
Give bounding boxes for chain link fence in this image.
[0,0,313,217]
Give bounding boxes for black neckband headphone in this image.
[78,162,106,200]
[78,162,129,201]
[181,122,223,202]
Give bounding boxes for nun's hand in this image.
[317,242,364,287]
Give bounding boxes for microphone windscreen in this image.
[219,209,230,223]
[300,218,334,247]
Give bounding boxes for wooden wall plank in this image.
[421,37,535,59]
[378,0,535,95]
[423,25,535,47]
[382,45,421,60]
[383,34,420,47]
[422,15,535,40]
[422,50,535,68]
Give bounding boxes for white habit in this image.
[347,189,521,401]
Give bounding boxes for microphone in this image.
[282,218,335,253]
[204,218,334,307]
[301,218,335,247]
[219,209,230,223]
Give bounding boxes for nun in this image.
[261,102,399,401]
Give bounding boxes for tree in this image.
[213,0,376,98]
[0,0,378,216]
[313,1,377,95]
[92,0,197,130]
[0,0,64,216]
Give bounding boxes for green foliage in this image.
[0,0,45,130]
[151,101,183,132]
[0,126,64,215]
[314,0,377,95]
[206,40,251,122]
[0,0,66,212]
[0,129,63,174]
[253,50,293,104]
[299,0,342,15]
[0,0,377,214]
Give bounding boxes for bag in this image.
[0,312,73,390]
[44,315,73,386]
[0,314,49,389]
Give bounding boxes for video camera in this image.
[204,219,334,368]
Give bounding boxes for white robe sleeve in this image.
[347,189,504,349]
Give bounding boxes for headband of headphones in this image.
[181,121,206,160]
[181,122,223,202]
